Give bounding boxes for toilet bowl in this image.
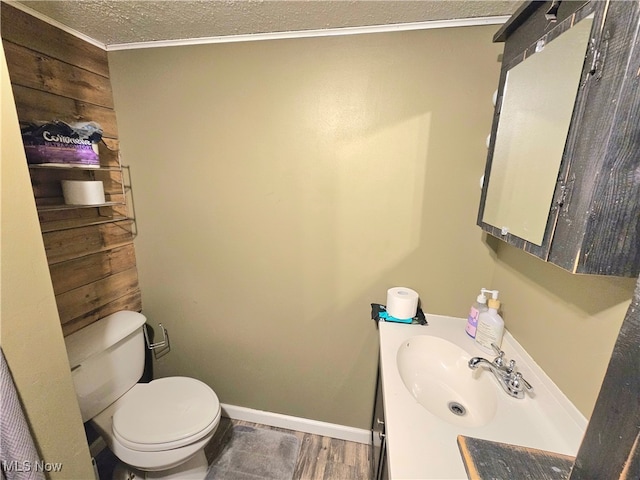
[64,311,220,479]
[92,377,221,472]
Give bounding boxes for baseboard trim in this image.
[220,403,371,445]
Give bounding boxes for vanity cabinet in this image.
[371,366,388,480]
[478,0,640,277]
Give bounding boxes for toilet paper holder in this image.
[143,323,170,359]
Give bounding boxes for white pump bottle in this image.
[465,289,489,338]
[474,290,504,354]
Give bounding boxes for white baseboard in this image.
[220,403,372,445]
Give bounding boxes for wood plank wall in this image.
[1,3,142,336]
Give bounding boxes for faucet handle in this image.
[491,344,505,366]
[519,373,533,391]
[508,372,533,394]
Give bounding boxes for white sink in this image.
[396,335,498,427]
[379,315,587,479]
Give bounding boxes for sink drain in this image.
[448,401,467,416]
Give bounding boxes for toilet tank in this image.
[64,311,147,422]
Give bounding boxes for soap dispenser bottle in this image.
[475,291,504,354]
[465,289,489,338]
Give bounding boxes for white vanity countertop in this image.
[379,314,587,480]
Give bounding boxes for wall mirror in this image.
[481,12,595,246]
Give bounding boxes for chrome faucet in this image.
[468,344,533,399]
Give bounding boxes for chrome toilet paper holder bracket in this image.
[143,323,170,359]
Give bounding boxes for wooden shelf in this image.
[36,201,125,212]
[28,164,121,171]
[40,215,131,233]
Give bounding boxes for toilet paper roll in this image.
[386,287,419,320]
[61,180,105,205]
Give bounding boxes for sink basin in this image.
[381,317,586,479]
[396,335,498,427]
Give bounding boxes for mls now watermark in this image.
[2,460,63,473]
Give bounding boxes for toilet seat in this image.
[112,377,220,452]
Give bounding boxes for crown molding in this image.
[107,16,510,51]
[2,1,508,53]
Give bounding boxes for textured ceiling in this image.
[14,0,519,47]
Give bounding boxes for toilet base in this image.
[112,451,209,480]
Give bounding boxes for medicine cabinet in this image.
[478,0,640,277]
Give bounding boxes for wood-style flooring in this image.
[95,417,371,479]
[206,417,372,480]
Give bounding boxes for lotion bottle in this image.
[475,291,504,354]
[465,289,488,338]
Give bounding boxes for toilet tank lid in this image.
[64,311,146,368]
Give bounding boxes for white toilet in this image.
[64,310,221,480]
